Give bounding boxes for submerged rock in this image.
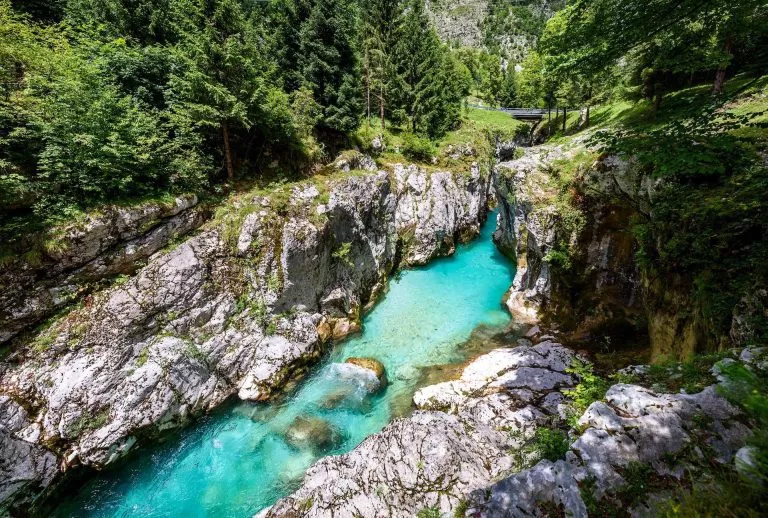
[345,357,387,387]
[284,416,342,453]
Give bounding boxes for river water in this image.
[56,210,515,517]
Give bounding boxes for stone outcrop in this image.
[470,382,749,516]
[345,357,387,387]
[0,194,206,346]
[262,339,754,518]
[426,1,561,62]
[260,340,578,517]
[0,163,489,512]
[0,397,57,514]
[492,146,645,340]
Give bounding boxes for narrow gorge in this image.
[4,129,765,517]
[1,1,766,516]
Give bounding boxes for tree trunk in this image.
[380,83,385,131]
[366,69,371,130]
[547,101,552,136]
[713,36,733,95]
[562,107,566,133]
[222,122,234,182]
[585,105,590,128]
[653,86,663,114]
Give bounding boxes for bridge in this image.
[468,104,549,121]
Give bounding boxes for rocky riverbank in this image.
[492,144,646,339]
[261,332,760,517]
[0,160,489,513]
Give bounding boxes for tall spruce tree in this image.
[297,0,362,133]
[168,0,291,181]
[393,0,464,137]
[359,0,402,130]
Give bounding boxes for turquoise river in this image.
[56,210,515,517]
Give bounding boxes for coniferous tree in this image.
[359,0,402,130]
[297,0,362,133]
[395,0,461,137]
[168,0,292,181]
[499,66,517,107]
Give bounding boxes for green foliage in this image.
[136,346,150,367]
[718,361,768,485]
[332,242,354,267]
[543,248,572,272]
[0,3,207,242]
[563,359,610,428]
[588,100,763,180]
[185,341,207,364]
[69,408,110,437]
[481,0,550,62]
[528,427,569,463]
[401,133,435,162]
[645,353,725,393]
[298,0,362,132]
[392,0,467,138]
[540,0,767,80]
[416,507,440,518]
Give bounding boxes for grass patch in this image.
[69,408,110,437]
[528,427,569,462]
[645,352,727,393]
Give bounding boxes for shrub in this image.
[401,133,435,162]
[529,427,569,462]
[332,242,353,267]
[563,359,610,428]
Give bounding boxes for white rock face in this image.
[264,340,752,518]
[471,383,749,517]
[0,165,489,510]
[493,147,562,323]
[0,397,58,512]
[262,342,578,517]
[492,145,644,328]
[0,195,205,345]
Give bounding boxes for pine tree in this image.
[393,0,464,138]
[297,0,362,133]
[499,66,517,107]
[359,0,402,130]
[168,0,291,181]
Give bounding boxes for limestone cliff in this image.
[0,194,207,346]
[492,145,645,343]
[0,162,489,513]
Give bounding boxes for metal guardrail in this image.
[468,104,549,119]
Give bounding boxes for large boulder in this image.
[345,357,387,388]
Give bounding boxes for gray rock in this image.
[0,397,57,511]
[264,343,578,517]
[0,195,205,345]
[0,165,490,510]
[284,416,342,453]
[473,380,750,514]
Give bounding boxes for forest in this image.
[1,0,766,246]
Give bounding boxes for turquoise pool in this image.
[56,210,514,517]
